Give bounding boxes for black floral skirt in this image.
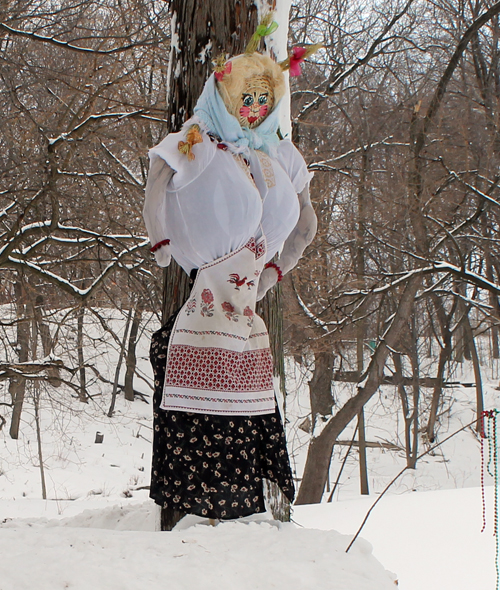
[149,311,295,520]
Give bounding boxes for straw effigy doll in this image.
[143,22,319,526]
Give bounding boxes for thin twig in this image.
[328,426,358,502]
[345,418,478,552]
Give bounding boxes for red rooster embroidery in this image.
[227,273,247,290]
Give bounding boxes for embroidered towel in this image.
[161,237,275,415]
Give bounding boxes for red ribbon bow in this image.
[215,61,232,82]
[289,46,307,77]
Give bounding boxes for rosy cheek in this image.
[239,106,251,118]
[259,105,269,117]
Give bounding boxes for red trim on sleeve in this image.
[264,261,283,282]
[150,239,170,253]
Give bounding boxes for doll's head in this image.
[216,53,286,129]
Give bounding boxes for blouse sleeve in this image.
[149,119,217,191]
[276,139,314,194]
[142,154,174,267]
[257,141,317,301]
[143,118,217,266]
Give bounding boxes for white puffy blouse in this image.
[143,117,313,277]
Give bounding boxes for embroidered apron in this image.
[161,236,275,415]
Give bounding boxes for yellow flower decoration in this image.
[178,124,203,161]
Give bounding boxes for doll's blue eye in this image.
[243,95,254,107]
[258,95,268,105]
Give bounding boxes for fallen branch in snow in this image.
[0,360,64,375]
[0,361,150,404]
[334,439,403,451]
[345,417,478,552]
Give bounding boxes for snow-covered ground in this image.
[0,310,497,589]
[0,503,397,590]
[0,484,493,589]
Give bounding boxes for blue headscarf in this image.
[193,74,281,158]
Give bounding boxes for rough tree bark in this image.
[308,351,334,423]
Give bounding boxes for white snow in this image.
[294,486,495,590]
[0,485,492,589]
[0,505,397,590]
[0,308,497,589]
[197,40,213,64]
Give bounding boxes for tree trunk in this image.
[296,276,421,505]
[463,314,484,433]
[33,294,61,387]
[407,316,419,469]
[358,408,369,494]
[483,214,500,358]
[454,281,472,362]
[9,276,30,439]
[356,148,369,494]
[308,351,334,424]
[426,293,456,442]
[30,309,47,500]
[107,308,133,418]
[393,352,413,466]
[76,304,88,403]
[124,302,143,401]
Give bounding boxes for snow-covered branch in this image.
[0,22,159,55]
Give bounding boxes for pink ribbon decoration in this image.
[215,61,232,82]
[289,46,307,77]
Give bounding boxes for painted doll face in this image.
[237,76,274,129]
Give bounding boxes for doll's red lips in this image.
[247,116,258,123]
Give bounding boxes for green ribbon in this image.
[255,21,278,38]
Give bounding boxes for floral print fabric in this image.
[150,311,295,520]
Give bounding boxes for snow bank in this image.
[0,504,396,590]
[294,486,495,590]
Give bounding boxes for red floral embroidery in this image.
[185,298,197,315]
[255,240,266,259]
[244,237,265,260]
[243,306,254,327]
[222,301,238,322]
[245,237,256,254]
[201,289,214,317]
